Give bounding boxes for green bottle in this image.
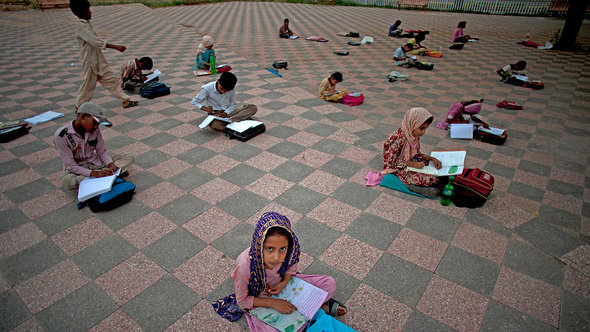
[440,176,455,206]
[210,55,217,75]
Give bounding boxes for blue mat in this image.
[379,174,433,199]
[266,68,282,77]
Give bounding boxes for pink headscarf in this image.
[400,107,432,161]
[196,35,215,56]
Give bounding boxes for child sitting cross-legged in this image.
[319,72,347,102]
[195,35,216,70]
[120,56,153,94]
[213,212,347,331]
[381,107,443,198]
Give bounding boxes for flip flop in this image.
[326,298,347,317]
[123,100,138,108]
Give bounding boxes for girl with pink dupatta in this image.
[381,107,442,197]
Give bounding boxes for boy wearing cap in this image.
[53,102,135,190]
[191,72,257,131]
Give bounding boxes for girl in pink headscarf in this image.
[381,107,442,197]
[196,35,215,70]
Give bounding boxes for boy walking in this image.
[192,72,257,131]
[70,0,138,109]
[54,102,134,190]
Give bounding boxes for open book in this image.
[198,115,232,129]
[249,277,328,332]
[407,150,466,177]
[77,169,121,202]
[144,69,161,83]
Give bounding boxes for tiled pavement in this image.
[0,2,589,331]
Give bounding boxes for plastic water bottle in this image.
[440,176,455,206]
[210,55,217,75]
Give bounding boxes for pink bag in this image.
[342,92,364,106]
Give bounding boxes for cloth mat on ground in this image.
[379,174,433,199]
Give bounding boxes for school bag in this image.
[334,51,349,56]
[342,92,364,106]
[347,42,361,46]
[83,177,136,213]
[216,65,232,73]
[473,127,507,145]
[224,120,266,141]
[307,309,357,332]
[524,81,544,90]
[449,43,464,50]
[272,60,288,69]
[496,100,523,110]
[140,81,170,99]
[414,60,434,70]
[387,71,409,82]
[450,168,494,208]
[346,32,360,37]
[0,122,30,143]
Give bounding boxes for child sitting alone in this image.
[435,99,489,130]
[319,72,347,102]
[213,212,347,331]
[407,33,427,55]
[389,20,402,37]
[279,18,294,38]
[120,56,153,94]
[195,35,215,70]
[393,43,415,67]
[451,21,477,43]
[381,107,442,198]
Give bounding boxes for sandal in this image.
[123,100,138,108]
[326,298,347,317]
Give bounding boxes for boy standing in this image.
[279,18,294,38]
[54,102,135,190]
[70,0,138,109]
[120,57,154,94]
[192,72,257,131]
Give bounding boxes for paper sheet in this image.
[24,111,64,125]
[144,69,161,83]
[225,120,263,133]
[249,277,328,332]
[198,115,232,129]
[450,123,473,139]
[289,35,299,39]
[477,126,505,136]
[512,74,529,82]
[408,150,466,177]
[77,169,121,202]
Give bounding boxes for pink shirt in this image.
[232,248,297,310]
[53,121,113,177]
[451,28,464,42]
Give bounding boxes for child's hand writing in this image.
[430,157,442,169]
[271,299,297,314]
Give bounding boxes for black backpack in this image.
[334,51,349,56]
[140,82,170,99]
[272,60,288,70]
[83,177,136,213]
[415,61,434,70]
[346,32,360,37]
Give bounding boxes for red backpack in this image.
[450,168,494,208]
[342,92,364,106]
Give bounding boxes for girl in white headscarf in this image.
[196,35,215,69]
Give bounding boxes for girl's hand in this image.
[430,157,442,169]
[406,161,424,169]
[271,299,297,314]
[268,280,288,295]
[379,168,395,176]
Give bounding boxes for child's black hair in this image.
[330,72,343,82]
[514,60,527,70]
[70,0,90,19]
[138,57,153,70]
[392,20,402,29]
[404,42,413,49]
[219,72,237,91]
[458,21,467,29]
[284,18,289,24]
[424,116,434,125]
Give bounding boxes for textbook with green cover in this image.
[249,277,328,332]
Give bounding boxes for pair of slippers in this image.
[123,100,138,108]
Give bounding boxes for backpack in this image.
[272,60,288,69]
[334,51,349,56]
[496,100,523,110]
[346,32,360,37]
[224,121,266,141]
[84,177,136,213]
[347,42,361,46]
[473,127,507,145]
[216,65,232,73]
[0,123,30,143]
[525,81,544,90]
[387,71,409,82]
[342,92,364,106]
[414,60,434,70]
[450,168,494,208]
[140,82,170,99]
[449,43,464,50]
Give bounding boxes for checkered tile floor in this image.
[0,3,589,331]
